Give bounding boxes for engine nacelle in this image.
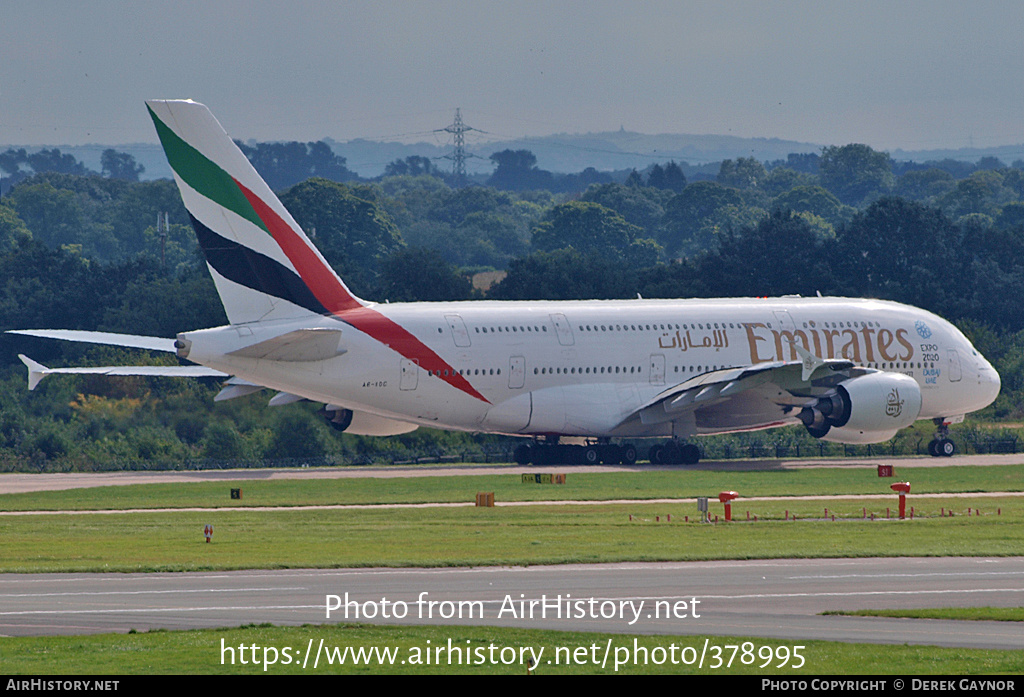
[321,406,419,436]
[819,426,900,445]
[800,372,922,442]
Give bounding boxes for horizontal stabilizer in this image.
[8,329,177,353]
[18,354,226,390]
[227,328,345,362]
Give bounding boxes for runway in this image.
[2,458,1021,650]
[1,557,1022,649]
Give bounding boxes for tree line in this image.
[2,137,1024,469]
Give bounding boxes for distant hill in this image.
[6,132,1024,182]
[0,143,173,181]
[889,144,1024,167]
[326,130,825,178]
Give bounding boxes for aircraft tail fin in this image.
[146,99,364,325]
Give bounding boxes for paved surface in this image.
[1,453,1022,494]
[1,457,1021,651]
[1,557,1022,648]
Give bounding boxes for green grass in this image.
[0,497,1021,573]
[2,466,1021,676]
[2,623,1022,675]
[1,463,1023,512]
[824,607,1024,622]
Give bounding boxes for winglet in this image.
[18,355,49,391]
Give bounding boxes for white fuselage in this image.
[179,296,1000,439]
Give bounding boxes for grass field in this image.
[824,607,1024,622]
[0,463,1022,512]
[0,494,1020,572]
[2,623,1022,675]
[2,463,1021,675]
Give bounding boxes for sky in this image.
[3,1,1024,153]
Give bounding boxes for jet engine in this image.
[320,406,419,436]
[799,372,922,444]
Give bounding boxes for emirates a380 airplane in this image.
[11,101,1001,465]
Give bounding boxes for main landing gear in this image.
[648,440,701,465]
[927,418,956,457]
[513,438,638,465]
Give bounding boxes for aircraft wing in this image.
[8,330,224,390]
[625,357,856,435]
[18,355,227,391]
[7,329,178,353]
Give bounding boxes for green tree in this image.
[647,161,687,192]
[487,150,554,191]
[26,149,92,176]
[699,210,838,297]
[835,197,963,312]
[384,155,438,178]
[895,168,955,201]
[659,182,743,256]
[939,171,1011,220]
[717,157,767,190]
[6,181,94,252]
[265,409,326,460]
[994,202,1024,230]
[237,140,356,191]
[101,149,145,181]
[761,167,817,197]
[0,202,32,251]
[377,247,473,302]
[489,249,638,300]
[819,144,894,206]
[201,422,247,460]
[581,183,666,237]
[771,185,852,227]
[531,201,641,255]
[279,178,403,293]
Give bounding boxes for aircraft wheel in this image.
[620,444,638,465]
[681,443,701,465]
[662,442,682,465]
[514,444,532,465]
[927,439,940,457]
[937,438,956,457]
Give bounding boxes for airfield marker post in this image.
[718,491,739,522]
[890,482,911,520]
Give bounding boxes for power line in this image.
[435,108,485,186]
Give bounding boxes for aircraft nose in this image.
[977,359,1001,407]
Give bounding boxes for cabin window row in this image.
[474,326,548,334]
[534,366,642,375]
[869,362,935,370]
[577,322,735,332]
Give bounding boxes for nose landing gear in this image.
[927,418,956,457]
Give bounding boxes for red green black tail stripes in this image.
[149,100,489,404]
[189,213,330,316]
[232,179,362,313]
[148,103,362,313]
[148,104,266,233]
